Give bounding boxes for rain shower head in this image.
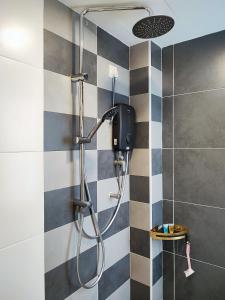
[132,15,175,39]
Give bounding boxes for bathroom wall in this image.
[44,0,130,299]
[0,0,44,299]
[162,29,225,300]
[130,41,163,300]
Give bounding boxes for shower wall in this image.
[44,0,130,299]
[130,41,163,300]
[162,30,225,300]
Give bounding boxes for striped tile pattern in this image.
[44,0,130,299]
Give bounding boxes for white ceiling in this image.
[59,0,225,47]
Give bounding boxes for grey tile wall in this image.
[44,0,130,299]
[130,175,149,203]
[130,67,149,96]
[162,29,225,300]
[131,279,150,300]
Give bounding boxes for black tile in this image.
[130,279,150,300]
[152,200,163,227]
[45,246,97,300]
[97,27,129,69]
[44,182,97,232]
[162,97,173,148]
[98,255,130,300]
[175,201,225,268]
[153,252,163,285]
[152,149,162,176]
[162,149,173,200]
[174,89,225,148]
[163,200,173,224]
[130,67,149,96]
[175,254,225,300]
[162,46,173,97]
[174,149,225,208]
[97,87,129,118]
[163,251,174,300]
[130,175,149,203]
[44,29,78,76]
[151,94,162,122]
[174,30,225,94]
[97,150,116,180]
[98,202,129,240]
[44,112,97,151]
[130,227,150,258]
[151,42,161,70]
[134,122,149,148]
[83,49,97,86]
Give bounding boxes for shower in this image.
[71,5,175,289]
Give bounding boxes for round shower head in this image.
[132,15,175,39]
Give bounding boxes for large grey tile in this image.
[130,175,149,203]
[130,201,150,231]
[152,149,162,176]
[45,246,97,300]
[130,252,150,287]
[130,227,150,258]
[83,49,97,86]
[44,0,73,42]
[97,27,129,69]
[97,87,129,118]
[163,200,173,224]
[134,122,149,148]
[153,252,163,285]
[130,149,149,176]
[174,149,225,208]
[152,201,163,227]
[162,149,173,200]
[163,252,174,300]
[98,255,130,300]
[175,201,225,267]
[130,279,150,300]
[151,42,161,71]
[162,46,173,97]
[130,67,149,96]
[151,94,162,122]
[97,150,116,180]
[130,42,149,70]
[174,30,225,94]
[98,202,129,240]
[44,182,97,232]
[44,112,97,151]
[174,89,225,148]
[162,97,173,148]
[130,93,149,122]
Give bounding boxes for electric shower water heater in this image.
[112,104,136,151]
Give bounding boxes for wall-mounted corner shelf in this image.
[150,224,189,241]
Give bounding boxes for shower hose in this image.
[76,151,129,289]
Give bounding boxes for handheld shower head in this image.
[133,15,175,39]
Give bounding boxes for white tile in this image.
[130,201,150,231]
[151,121,162,149]
[44,0,73,42]
[130,149,149,176]
[130,93,149,122]
[0,152,43,249]
[104,228,130,270]
[0,235,44,300]
[106,279,130,300]
[45,217,96,272]
[0,0,43,67]
[44,70,73,115]
[152,174,163,204]
[73,13,97,54]
[65,285,98,300]
[44,150,97,192]
[97,175,129,212]
[152,277,163,300]
[97,119,112,150]
[130,252,150,287]
[152,240,162,259]
[97,56,129,96]
[0,56,43,152]
[75,82,97,118]
[151,67,162,97]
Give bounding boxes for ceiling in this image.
[59,0,225,47]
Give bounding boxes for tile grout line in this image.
[162,86,225,98]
